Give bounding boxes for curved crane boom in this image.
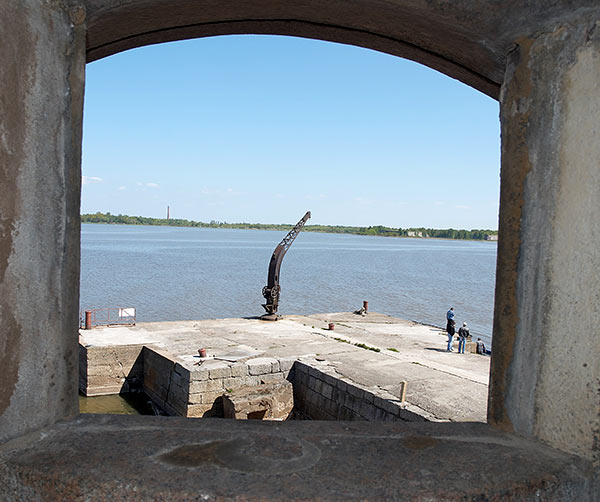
[261,211,311,320]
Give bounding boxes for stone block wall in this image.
[222,381,294,420]
[79,343,144,396]
[184,356,297,417]
[291,361,421,422]
[82,346,426,423]
[142,347,182,415]
[142,351,297,418]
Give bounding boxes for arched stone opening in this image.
[1,1,598,499]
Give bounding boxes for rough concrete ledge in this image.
[0,415,596,501]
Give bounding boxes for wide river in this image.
[80,224,497,345]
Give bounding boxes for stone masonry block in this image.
[347,384,364,399]
[297,371,309,388]
[247,357,277,375]
[163,396,187,417]
[324,396,339,418]
[349,410,366,421]
[336,379,348,392]
[293,361,310,374]
[260,373,285,385]
[306,389,319,406]
[230,363,248,378]
[344,393,356,411]
[190,367,209,381]
[168,382,187,400]
[337,406,353,421]
[205,361,232,379]
[363,391,375,404]
[294,382,307,402]
[189,378,223,394]
[189,390,224,406]
[314,378,326,395]
[332,387,343,404]
[318,395,337,421]
[222,381,293,420]
[171,371,185,389]
[278,357,296,373]
[143,348,175,376]
[87,364,113,377]
[372,406,388,421]
[383,412,399,422]
[321,372,339,388]
[374,396,401,416]
[307,365,322,378]
[174,363,190,378]
[222,377,240,391]
[186,403,215,418]
[350,395,363,414]
[321,382,334,400]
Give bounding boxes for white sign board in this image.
[119,308,136,318]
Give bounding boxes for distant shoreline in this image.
[81,212,498,242]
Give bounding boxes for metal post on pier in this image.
[84,310,92,330]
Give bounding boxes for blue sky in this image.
[82,35,500,229]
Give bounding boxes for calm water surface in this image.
[80,224,497,345]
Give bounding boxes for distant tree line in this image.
[81,212,498,241]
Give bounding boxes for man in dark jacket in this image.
[457,322,470,354]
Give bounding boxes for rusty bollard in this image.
[198,348,207,358]
[363,300,369,312]
[84,310,92,330]
[328,323,335,330]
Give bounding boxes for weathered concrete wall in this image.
[0,0,86,443]
[1,4,599,498]
[2,415,597,501]
[490,17,600,466]
[81,1,600,99]
[79,343,144,395]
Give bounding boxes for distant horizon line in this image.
[81,212,498,241]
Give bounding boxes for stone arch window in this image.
[0,1,598,499]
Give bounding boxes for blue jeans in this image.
[447,333,454,351]
[458,337,466,354]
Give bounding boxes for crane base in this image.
[260,313,280,321]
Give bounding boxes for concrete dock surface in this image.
[80,312,490,422]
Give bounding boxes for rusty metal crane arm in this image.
[261,211,311,320]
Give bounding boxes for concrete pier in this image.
[79,312,490,422]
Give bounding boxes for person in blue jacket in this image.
[446,307,455,351]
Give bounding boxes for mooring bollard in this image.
[363,300,369,312]
[198,348,207,358]
[84,310,92,330]
[328,323,335,330]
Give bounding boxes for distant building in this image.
[407,231,423,237]
[485,234,498,241]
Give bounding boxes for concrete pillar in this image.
[0,1,86,442]
[490,18,600,467]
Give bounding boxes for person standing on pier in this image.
[446,307,456,352]
[457,322,470,354]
